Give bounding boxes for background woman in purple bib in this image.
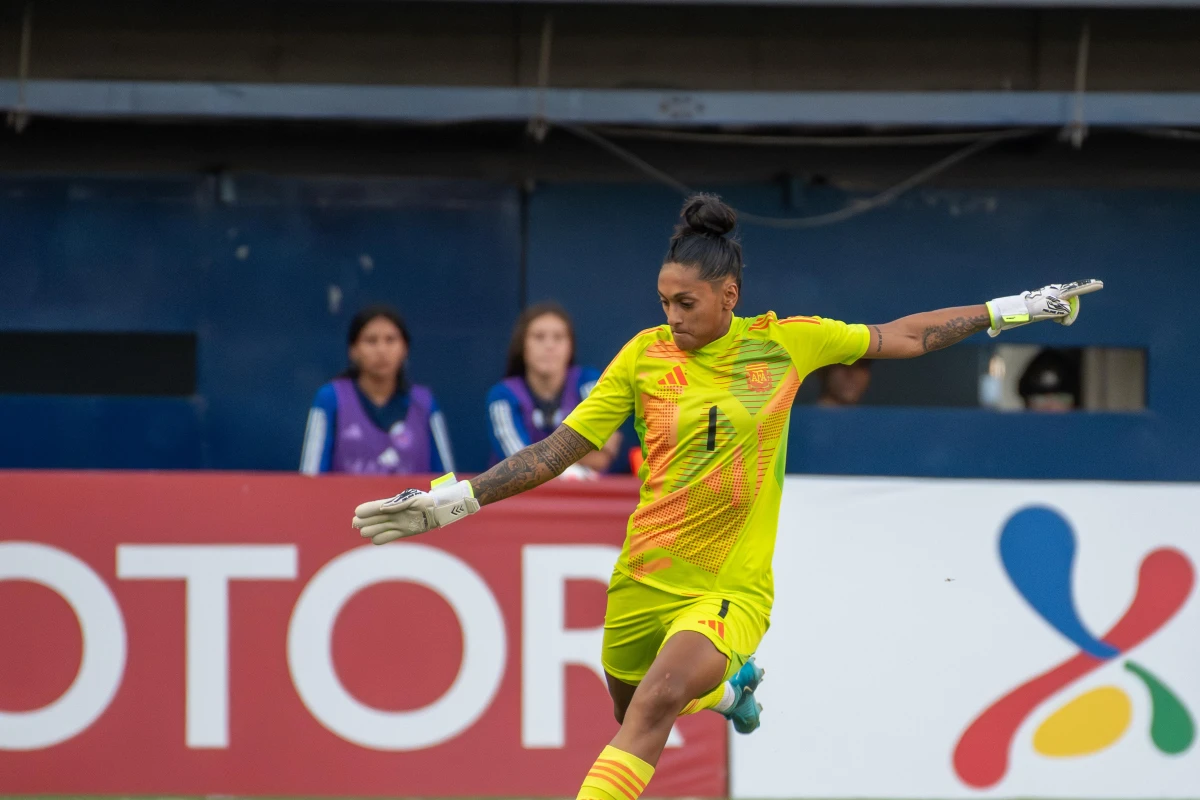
[487,302,622,477]
[301,305,455,475]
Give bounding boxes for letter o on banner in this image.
[288,544,506,750]
[0,543,127,750]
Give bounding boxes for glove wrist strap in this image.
[430,473,474,503]
[986,295,1030,330]
[427,473,480,529]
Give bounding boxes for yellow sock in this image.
[577,745,655,800]
[679,680,735,716]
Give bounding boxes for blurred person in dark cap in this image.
[1018,348,1081,412]
[817,360,872,407]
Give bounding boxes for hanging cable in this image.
[560,123,692,193]
[557,123,1036,229]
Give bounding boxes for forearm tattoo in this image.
[470,425,596,507]
[871,325,883,354]
[920,312,991,353]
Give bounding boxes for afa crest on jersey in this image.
[745,362,774,392]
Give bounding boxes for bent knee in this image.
[626,677,690,725]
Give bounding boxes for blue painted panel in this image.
[0,176,520,471]
[0,396,204,469]
[785,407,1175,480]
[194,177,521,471]
[4,174,1195,479]
[526,183,1197,481]
[0,177,216,332]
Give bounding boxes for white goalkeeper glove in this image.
[986,279,1104,338]
[352,473,480,545]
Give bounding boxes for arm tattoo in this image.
[470,425,596,507]
[920,312,991,353]
[871,325,883,354]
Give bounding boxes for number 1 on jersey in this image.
[707,405,718,451]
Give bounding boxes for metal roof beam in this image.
[5,81,1200,127]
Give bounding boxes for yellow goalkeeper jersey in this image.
[564,312,870,614]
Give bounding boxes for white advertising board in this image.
[731,477,1200,798]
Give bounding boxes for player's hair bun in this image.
[664,192,744,295]
[680,193,737,238]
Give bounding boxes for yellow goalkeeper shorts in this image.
[600,569,770,685]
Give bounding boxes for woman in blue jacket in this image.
[487,302,621,476]
[301,305,455,475]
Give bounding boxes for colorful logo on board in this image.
[953,507,1195,789]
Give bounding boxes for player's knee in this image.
[626,674,688,728]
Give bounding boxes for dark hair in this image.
[340,304,411,391]
[505,302,576,378]
[663,193,744,291]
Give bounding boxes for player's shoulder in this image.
[630,324,671,344]
[620,325,672,355]
[746,311,826,335]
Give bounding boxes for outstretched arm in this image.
[865,305,991,359]
[352,424,595,544]
[863,279,1104,360]
[355,331,640,545]
[471,425,596,505]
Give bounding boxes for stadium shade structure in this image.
[6,82,1200,127]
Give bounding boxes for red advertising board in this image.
[0,472,726,796]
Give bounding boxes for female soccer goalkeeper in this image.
[352,194,1101,800]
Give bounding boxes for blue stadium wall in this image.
[0,175,1190,480]
[0,176,522,472]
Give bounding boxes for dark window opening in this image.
[0,332,197,397]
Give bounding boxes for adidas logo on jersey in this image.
[658,366,688,387]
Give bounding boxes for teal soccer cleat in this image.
[724,656,765,734]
